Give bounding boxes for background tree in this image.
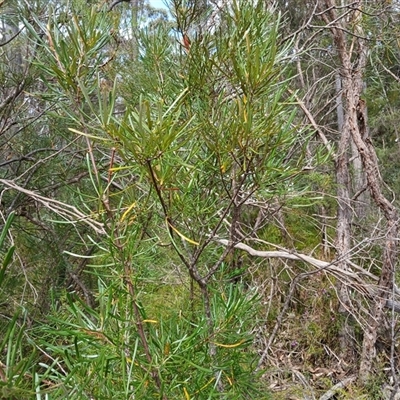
[271,0,400,393]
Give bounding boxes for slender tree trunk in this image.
[335,73,344,133]
[335,124,356,363]
[353,108,399,383]
[334,69,357,363]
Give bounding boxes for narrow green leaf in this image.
[0,211,14,250]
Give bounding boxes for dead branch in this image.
[108,0,131,12]
[216,238,400,313]
[289,89,334,155]
[0,179,106,235]
[216,238,363,281]
[319,376,356,400]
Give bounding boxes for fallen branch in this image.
[215,238,400,313]
[319,376,356,400]
[0,179,106,235]
[216,238,365,282]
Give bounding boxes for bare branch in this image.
[216,237,400,308]
[380,61,400,84]
[319,376,356,400]
[0,27,23,47]
[216,238,361,279]
[0,179,106,235]
[290,89,334,154]
[0,79,26,114]
[108,0,131,12]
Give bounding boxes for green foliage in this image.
[0,311,37,400]
[0,213,40,399]
[16,0,303,396]
[0,212,15,288]
[32,280,263,398]
[2,0,400,397]
[0,0,331,397]
[8,0,400,397]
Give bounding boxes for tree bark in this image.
[321,0,358,365]
[335,115,356,363]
